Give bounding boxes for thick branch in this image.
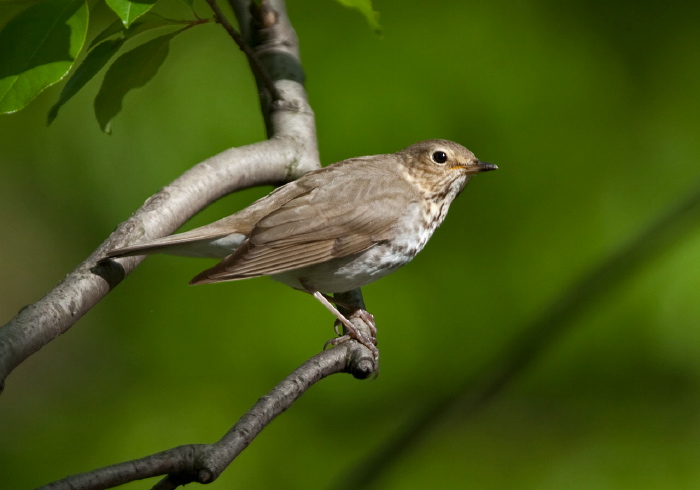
[39,332,375,490]
[0,0,318,393]
[3,2,381,488]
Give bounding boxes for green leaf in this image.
[89,12,187,50]
[0,0,42,29]
[105,0,158,28]
[94,30,182,133]
[335,0,381,34]
[47,38,125,124]
[0,0,88,114]
[87,18,126,50]
[126,12,190,38]
[49,13,189,124]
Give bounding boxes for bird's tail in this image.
[103,230,246,260]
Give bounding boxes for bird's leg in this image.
[322,295,357,337]
[321,293,377,338]
[305,288,379,359]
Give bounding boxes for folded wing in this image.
[191,160,416,284]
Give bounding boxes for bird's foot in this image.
[309,288,380,363]
[331,309,376,341]
[325,316,379,362]
[356,309,377,338]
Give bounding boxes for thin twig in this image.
[39,340,375,490]
[205,0,282,101]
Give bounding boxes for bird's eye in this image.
[431,151,448,164]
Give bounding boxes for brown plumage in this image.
[105,139,497,353]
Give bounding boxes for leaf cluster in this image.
[0,0,204,132]
[0,0,380,132]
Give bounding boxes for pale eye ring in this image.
[431,151,448,164]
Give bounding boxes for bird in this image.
[104,139,497,355]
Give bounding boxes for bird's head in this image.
[398,139,497,199]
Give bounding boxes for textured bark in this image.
[0,0,319,393]
[40,337,376,490]
[3,2,380,488]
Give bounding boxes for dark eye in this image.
[431,151,448,164]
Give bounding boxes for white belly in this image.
[271,202,439,293]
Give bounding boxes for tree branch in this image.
[2,2,382,487]
[39,322,375,490]
[0,0,318,393]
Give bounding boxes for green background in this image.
[2,0,700,488]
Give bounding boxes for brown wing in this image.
[191,159,417,284]
[103,176,316,259]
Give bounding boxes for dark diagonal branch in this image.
[0,0,318,393]
[39,337,376,490]
[334,180,700,489]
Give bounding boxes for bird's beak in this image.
[464,160,498,174]
[477,161,498,172]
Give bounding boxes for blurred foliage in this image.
[1,0,700,489]
[335,0,381,34]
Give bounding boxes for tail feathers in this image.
[104,232,247,260]
[189,260,260,285]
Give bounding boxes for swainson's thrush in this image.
[105,139,497,353]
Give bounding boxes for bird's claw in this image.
[356,309,377,337]
[325,330,379,361]
[327,312,379,362]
